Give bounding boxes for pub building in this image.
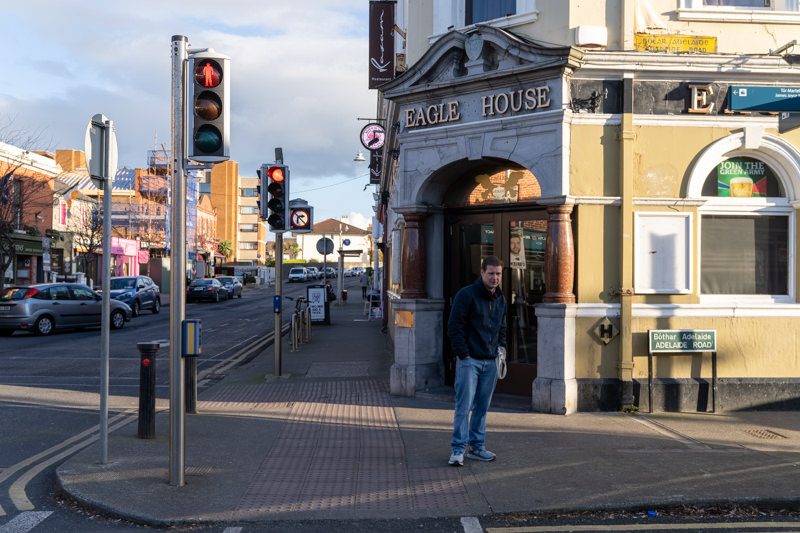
[376,24,800,413]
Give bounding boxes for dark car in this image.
[107,276,161,317]
[0,283,132,336]
[216,276,243,299]
[186,278,228,303]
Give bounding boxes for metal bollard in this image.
[137,342,160,439]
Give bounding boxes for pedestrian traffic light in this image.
[266,164,289,232]
[187,51,230,163]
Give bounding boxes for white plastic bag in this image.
[496,346,507,380]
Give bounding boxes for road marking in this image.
[630,415,711,450]
[0,511,52,533]
[461,516,483,533]
[222,528,243,533]
[485,522,800,532]
[9,414,136,511]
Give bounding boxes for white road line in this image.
[222,528,243,533]
[0,511,53,533]
[462,516,483,533]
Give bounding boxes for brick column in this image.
[400,212,427,299]
[543,204,575,304]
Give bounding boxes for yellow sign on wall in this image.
[634,34,717,54]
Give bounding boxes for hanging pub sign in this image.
[369,1,395,88]
[369,150,382,184]
[717,157,768,197]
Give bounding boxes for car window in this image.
[1,287,33,301]
[71,286,97,300]
[110,278,136,290]
[32,288,50,300]
[50,286,71,300]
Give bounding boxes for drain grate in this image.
[186,465,214,476]
[744,428,787,440]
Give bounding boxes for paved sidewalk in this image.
[57,296,800,526]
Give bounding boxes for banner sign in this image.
[649,330,716,353]
[369,1,395,88]
[369,151,382,184]
[717,157,767,197]
[729,86,800,112]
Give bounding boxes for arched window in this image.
[695,155,792,299]
[446,167,541,207]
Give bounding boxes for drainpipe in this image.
[619,72,635,409]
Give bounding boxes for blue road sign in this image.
[729,86,800,112]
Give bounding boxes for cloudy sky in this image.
[0,1,378,230]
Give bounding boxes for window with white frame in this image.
[239,241,258,250]
[239,223,258,232]
[240,205,258,215]
[698,156,792,299]
[432,0,537,36]
[684,0,798,8]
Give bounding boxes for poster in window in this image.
[717,157,767,197]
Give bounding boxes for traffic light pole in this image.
[169,34,188,487]
[274,148,284,378]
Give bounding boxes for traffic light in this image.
[187,51,230,163]
[266,164,289,232]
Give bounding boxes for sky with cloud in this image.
[0,1,378,231]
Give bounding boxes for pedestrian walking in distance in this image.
[447,256,506,466]
[360,271,370,299]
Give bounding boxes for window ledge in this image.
[677,8,800,24]
[430,11,540,45]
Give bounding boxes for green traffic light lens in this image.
[195,91,222,120]
[194,125,222,153]
[267,214,285,227]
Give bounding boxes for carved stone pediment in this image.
[381,25,583,100]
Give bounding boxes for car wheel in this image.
[238,291,242,298]
[34,315,54,336]
[214,293,220,303]
[131,299,140,317]
[111,309,125,329]
[0,329,14,336]
[152,298,161,314]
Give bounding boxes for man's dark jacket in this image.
[448,278,507,360]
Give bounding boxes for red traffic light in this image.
[194,60,222,88]
[268,166,285,182]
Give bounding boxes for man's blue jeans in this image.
[451,356,497,454]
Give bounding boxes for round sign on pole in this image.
[316,238,334,255]
[343,239,351,246]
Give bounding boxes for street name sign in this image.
[728,86,800,112]
[649,330,716,353]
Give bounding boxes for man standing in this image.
[447,256,506,466]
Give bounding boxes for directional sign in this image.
[291,208,311,230]
[84,114,118,189]
[729,86,800,112]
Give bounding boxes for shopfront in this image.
[380,25,800,413]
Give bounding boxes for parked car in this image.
[322,267,337,278]
[288,267,309,282]
[186,278,228,302]
[342,268,352,277]
[216,276,243,299]
[0,283,132,336]
[350,266,365,277]
[107,275,161,317]
[306,267,321,280]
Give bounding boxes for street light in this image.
[353,150,366,162]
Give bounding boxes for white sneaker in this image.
[448,451,464,466]
[466,447,496,462]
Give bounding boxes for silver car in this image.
[0,283,132,336]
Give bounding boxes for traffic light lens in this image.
[194,60,222,88]
[267,197,284,211]
[268,167,285,182]
[194,91,222,120]
[267,182,285,197]
[267,213,284,227]
[194,125,223,153]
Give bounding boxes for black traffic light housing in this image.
[187,51,230,163]
[266,164,289,232]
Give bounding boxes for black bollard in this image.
[137,342,160,439]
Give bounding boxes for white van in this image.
[288,267,308,282]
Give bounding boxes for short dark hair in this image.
[481,256,503,270]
